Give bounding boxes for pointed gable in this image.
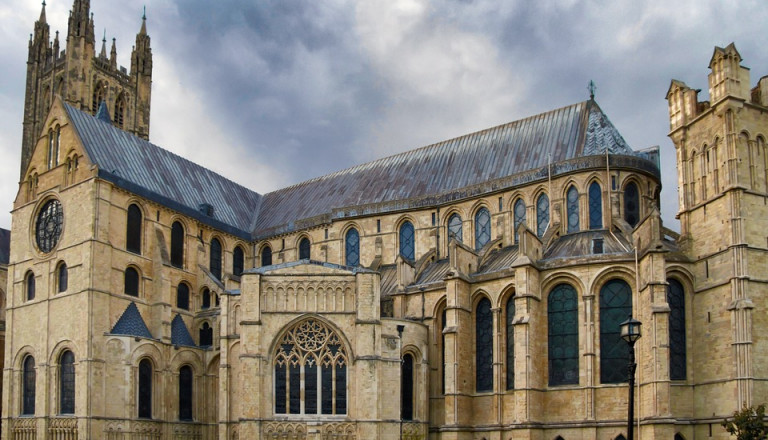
[110,302,153,339]
[171,314,196,347]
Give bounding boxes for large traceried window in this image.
[299,237,311,260]
[447,213,463,243]
[668,279,687,380]
[345,228,360,267]
[22,356,36,415]
[399,221,415,261]
[566,186,580,233]
[474,207,491,250]
[401,353,414,420]
[537,194,550,238]
[624,182,640,227]
[513,199,526,243]
[506,296,515,390]
[548,284,579,386]
[274,319,348,415]
[138,359,153,418]
[210,238,222,280]
[475,297,493,392]
[179,365,193,421]
[115,94,126,129]
[233,246,245,276]
[59,350,75,414]
[600,279,632,383]
[170,221,184,268]
[92,82,106,114]
[126,204,142,254]
[588,182,603,229]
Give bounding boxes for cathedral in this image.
[2,1,768,439]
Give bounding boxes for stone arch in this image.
[268,314,355,361]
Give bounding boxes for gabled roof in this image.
[62,102,262,238]
[110,302,153,339]
[0,228,10,265]
[171,314,196,347]
[253,100,643,236]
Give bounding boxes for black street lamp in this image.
[620,316,642,440]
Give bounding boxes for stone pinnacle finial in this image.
[588,80,596,100]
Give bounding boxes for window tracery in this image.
[600,279,632,383]
[513,199,526,243]
[536,193,549,238]
[475,297,493,392]
[399,221,415,261]
[447,213,462,243]
[566,186,580,233]
[588,181,602,229]
[345,228,360,267]
[474,208,491,250]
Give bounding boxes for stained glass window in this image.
[537,194,550,238]
[299,237,310,260]
[233,246,244,276]
[668,279,687,380]
[179,365,193,421]
[567,186,580,233]
[126,204,142,254]
[171,221,184,268]
[210,238,222,280]
[58,263,68,293]
[36,199,63,253]
[506,296,515,390]
[399,221,415,261]
[26,272,35,301]
[513,199,526,243]
[345,228,360,267]
[448,213,462,243]
[125,267,139,297]
[261,245,272,267]
[475,208,491,251]
[402,353,414,420]
[589,182,603,229]
[600,279,632,383]
[23,356,35,415]
[548,284,579,386]
[475,297,493,392]
[138,359,152,418]
[274,319,348,415]
[177,283,190,310]
[59,350,75,414]
[624,182,640,227]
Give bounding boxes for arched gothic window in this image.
[624,182,640,227]
[57,262,68,293]
[47,126,60,169]
[209,238,222,280]
[199,322,213,347]
[399,221,415,261]
[447,213,463,243]
[138,359,152,418]
[589,182,603,229]
[233,245,245,276]
[179,365,193,421]
[600,279,632,383]
[513,199,526,243]
[674,434,686,440]
[126,204,142,254]
[537,194,549,238]
[274,319,348,415]
[566,186,580,233]
[345,228,360,267]
[177,283,190,311]
[170,221,184,268]
[401,353,414,420]
[114,94,126,128]
[124,267,139,297]
[668,279,687,380]
[261,245,272,267]
[615,435,627,440]
[475,297,493,392]
[22,356,36,415]
[92,82,106,114]
[26,271,35,301]
[59,350,75,414]
[548,284,579,386]
[440,307,447,395]
[201,288,211,310]
[299,237,311,260]
[475,207,491,250]
[506,296,515,390]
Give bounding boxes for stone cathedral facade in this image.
[3,3,768,440]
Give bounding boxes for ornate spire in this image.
[99,29,107,58]
[140,6,147,35]
[588,80,596,100]
[39,1,47,23]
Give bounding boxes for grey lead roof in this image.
[63,103,262,238]
[110,302,153,339]
[0,228,10,265]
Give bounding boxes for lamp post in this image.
[620,316,642,440]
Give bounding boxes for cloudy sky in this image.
[0,0,766,231]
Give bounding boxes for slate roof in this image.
[253,100,647,236]
[63,103,262,238]
[477,246,520,274]
[171,314,196,347]
[0,228,10,265]
[543,230,632,260]
[110,302,153,339]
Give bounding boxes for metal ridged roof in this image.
[415,259,450,285]
[110,302,153,339]
[0,228,10,265]
[64,103,262,238]
[171,314,196,347]
[379,264,398,297]
[477,246,520,274]
[543,230,632,260]
[253,100,637,235]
